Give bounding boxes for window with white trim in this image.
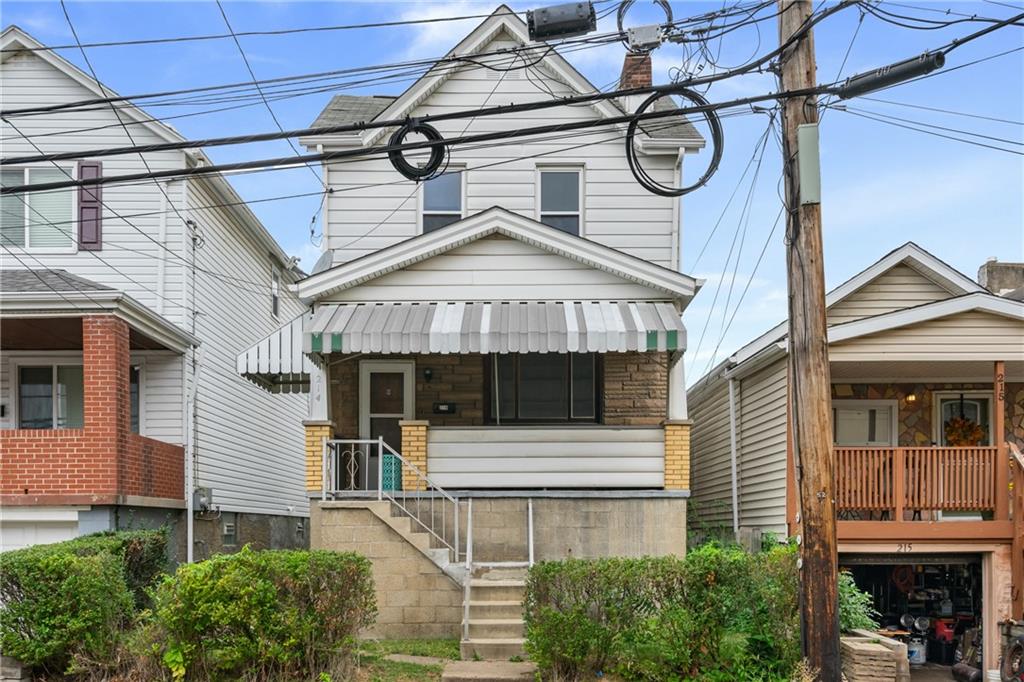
[271,266,281,318]
[538,168,581,235]
[422,170,463,232]
[16,363,141,431]
[832,401,896,446]
[0,167,75,250]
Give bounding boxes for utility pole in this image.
[776,1,839,679]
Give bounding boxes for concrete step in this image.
[472,566,528,581]
[469,600,523,619]
[467,618,524,639]
[442,660,536,681]
[469,579,525,601]
[459,638,527,662]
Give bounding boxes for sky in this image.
[3,0,1022,382]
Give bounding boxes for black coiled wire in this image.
[624,88,724,197]
[387,119,448,181]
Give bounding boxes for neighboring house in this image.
[237,7,704,655]
[688,242,1024,674]
[0,26,309,558]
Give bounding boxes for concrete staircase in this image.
[460,567,527,661]
[328,500,466,584]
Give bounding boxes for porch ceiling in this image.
[831,359,1024,382]
[0,317,179,351]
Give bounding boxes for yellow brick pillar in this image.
[664,419,692,491]
[303,420,334,493]
[399,420,429,492]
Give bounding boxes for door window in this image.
[937,395,991,446]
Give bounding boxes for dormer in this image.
[302,6,704,272]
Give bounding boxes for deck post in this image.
[995,361,1008,521]
[893,448,905,522]
[1012,448,1024,620]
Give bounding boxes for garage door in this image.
[0,515,80,552]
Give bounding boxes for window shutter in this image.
[78,161,102,250]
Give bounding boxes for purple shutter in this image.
[78,161,102,250]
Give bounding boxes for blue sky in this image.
[4,1,1022,380]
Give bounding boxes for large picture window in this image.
[15,362,141,431]
[0,168,75,250]
[487,353,598,423]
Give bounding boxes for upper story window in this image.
[422,170,463,233]
[0,167,75,250]
[538,168,582,235]
[271,266,281,318]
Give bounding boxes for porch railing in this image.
[322,438,461,563]
[835,446,999,519]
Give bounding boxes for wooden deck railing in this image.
[835,446,999,520]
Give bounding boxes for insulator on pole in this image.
[835,51,945,100]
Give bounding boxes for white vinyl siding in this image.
[0,51,188,324]
[321,32,678,267]
[827,264,953,325]
[132,351,183,443]
[186,177,309,517]
[830,311,1024,362]
[426,426,665,488]
[322,235,670,302]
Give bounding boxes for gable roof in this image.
[1,25,300,275]
[295,206,700,303]
[302,6,703,148]
[730,242,985,366]
[689,242,990,391]
[1,25,184,146]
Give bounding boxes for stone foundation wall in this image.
[311,504,462,639]
[831,382,1024,447]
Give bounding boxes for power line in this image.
[858,96,1023,125]
[0,8,526,53]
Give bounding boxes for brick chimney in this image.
[978,257,1024,297]
[619,53,652,89]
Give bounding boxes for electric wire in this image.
[827,105,1024,154]
[858,96,1023,125]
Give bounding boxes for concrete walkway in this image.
[441,660,537,681]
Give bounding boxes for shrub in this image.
[525,544,804,681]
[0,529,167,675]
[147,546,376,681]
[838,570,880,632]
[0,546,134,674]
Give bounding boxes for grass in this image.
[354,639,460,682]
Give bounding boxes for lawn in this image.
[354,639,461,682]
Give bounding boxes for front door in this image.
[359,361,415,490]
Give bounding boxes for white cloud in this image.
[396,1,499,59]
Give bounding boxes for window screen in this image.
[539,170,580,235]
[423,171,462,232]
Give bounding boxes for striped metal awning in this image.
[304,301,686,354]
[237,314,319,393]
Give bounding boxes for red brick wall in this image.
[1,315,183,506]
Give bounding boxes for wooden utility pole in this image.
[777,1,840,679]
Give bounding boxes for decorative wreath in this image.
[944,416,986,447]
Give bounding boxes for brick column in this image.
[399,420,429,492]
[664,419,692,491]
[304,421,333,492]
[84,315,131,493]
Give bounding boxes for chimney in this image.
[619,53,652,90]
[978,257,1024,297]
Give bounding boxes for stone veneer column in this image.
[399,420,429,491]
[303,420,333,492]
[664,420,692,490]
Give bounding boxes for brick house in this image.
[237,7,703,655]
[1,26,310,557]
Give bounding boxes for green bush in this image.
[524,544,804,681]
[0,529,167,675]
[147,546,376,681]
[0,546,135,674]
[838,570,880,632]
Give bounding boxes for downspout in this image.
[156,183,168,315]
[727,377,740,541]
[671,150,684,271]
[183,352,194,563]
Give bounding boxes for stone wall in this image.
[312,504,462,639]
[831,382,1024,447]
[327,352,670,437]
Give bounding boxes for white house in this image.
[237,6,705,655]
[0,26,309,559]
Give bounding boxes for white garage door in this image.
[0,509,81,552]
